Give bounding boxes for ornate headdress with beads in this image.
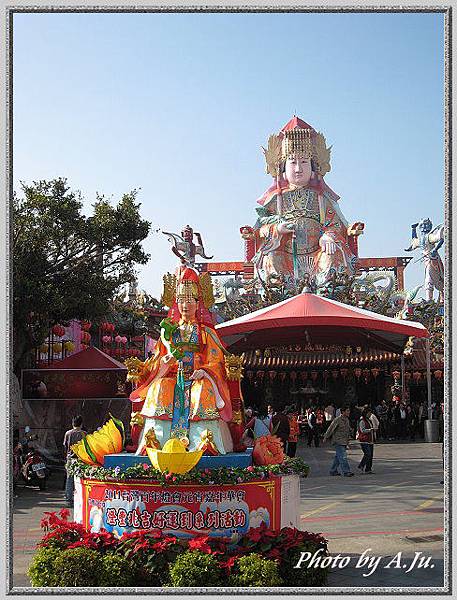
[161,267,214,309]
[262,116,332,178]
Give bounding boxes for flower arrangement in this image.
[66,455,309,485]
[28,509,328,588]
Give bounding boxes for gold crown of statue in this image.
[263,125,332,177]
[282,128,313,159]
[176,280,199,301]
[161,270,215,309]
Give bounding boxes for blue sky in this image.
[13,11,445,298]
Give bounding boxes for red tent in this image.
[216,293,428,353]
[42,346,126,370]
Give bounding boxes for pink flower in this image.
[247,466,254,472]
[142,463,149,470]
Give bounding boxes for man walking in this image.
[323,405,354,477]
[307,407,320,447]
[63,415,86,507]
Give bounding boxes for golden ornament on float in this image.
[70,415,125,466]
[146,438,203,474]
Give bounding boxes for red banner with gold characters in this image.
[76,477,281,539]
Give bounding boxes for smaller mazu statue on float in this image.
[405,218,444,303]
[250,116,364,290]
[126,266,235,455]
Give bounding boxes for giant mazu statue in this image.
[247,116,364,289]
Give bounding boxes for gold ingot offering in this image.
[146,437,203,474]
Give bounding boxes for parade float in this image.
[67,266,309,549]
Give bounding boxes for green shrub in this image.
[279,541,329,587]
[99,552,137,587]
[28,547,61,587]
[168,550,224,587]
[229,553,283,587]
[53,547,103,587]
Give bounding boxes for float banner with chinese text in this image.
[79,476,281,539]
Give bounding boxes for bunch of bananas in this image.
[71,415,125,466]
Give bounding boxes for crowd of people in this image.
[242,398,444,476]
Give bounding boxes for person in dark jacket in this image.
[406,404,418,441]
[271,408,290,449]
[63,415,86,507]
[306,407,320,447]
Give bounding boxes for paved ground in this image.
[11,441,445,591]
[296,440,445,590]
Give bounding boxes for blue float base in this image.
[103,448,253,471]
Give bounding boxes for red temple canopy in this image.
[216,293,428,353]
[42,346,126,370]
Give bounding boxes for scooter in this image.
[13,428,48,490]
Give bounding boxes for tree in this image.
[13,178,151,373]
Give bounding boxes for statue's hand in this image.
[190,369,205,381]
[277,221,295,235]
[319,233,337,255]
[162,353,176,364]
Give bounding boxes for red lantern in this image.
[81,343,88,350]
[371,367,380,378]
[413,371,422,382]
[391,370,401,381]
[80,331,91,344]
[80,320,91,331]
[52,324,64,337]
[354,368,362,379]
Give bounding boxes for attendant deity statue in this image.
[251,116,364,288]
[405,218,444,302]
[162,225,213,266]
[127,266,233,455]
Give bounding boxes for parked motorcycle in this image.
[13,428,48,490]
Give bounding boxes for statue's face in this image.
[182,227,193,242]
[285,154,312,187]
[178,297,197,321]
[419,220,432,234]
